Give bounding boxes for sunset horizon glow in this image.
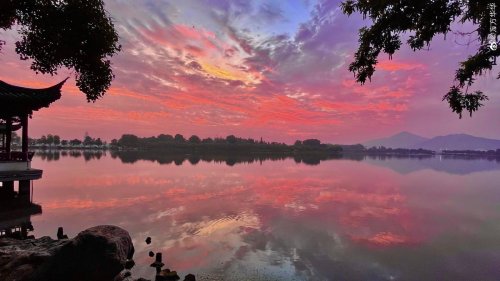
[1,0,499,144]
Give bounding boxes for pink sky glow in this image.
[0,0,499,144]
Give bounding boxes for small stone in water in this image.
[57,227,68,240]
[125,259,135,269]
[145,237,152,244]
[157,269,179,281]
[149,251,155,257]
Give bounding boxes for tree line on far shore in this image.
[17,132,500,157]
[110,134,343,155]
[12,132,107,148]
[111,133,330,147]
[20,132,343,154]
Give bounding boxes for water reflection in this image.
[364,155,500,175]
[113,151,500,175]
[35,150,500,175]
[110,150,348,166]
[0,182,41,239]
[36,150,105,162]
[29,152,500,280]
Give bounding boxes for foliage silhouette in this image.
[111,134,343,156]
[0,0,120,101]
[342,1,499,117]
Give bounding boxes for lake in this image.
[28,151,500,280]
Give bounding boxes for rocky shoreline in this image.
[0,225,195,281]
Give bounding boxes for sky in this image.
[0,0,499,144]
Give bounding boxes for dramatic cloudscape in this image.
[0,0,499,143]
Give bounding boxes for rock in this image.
[184,274,196,281]
[149,251,155,257]
[156,269,180,281]
[150,252,164,273]
[0,225,134,281]
[114,270,133,281]
[41,225,135,281]
[56,227,68,240]
[145,237,152,244]
[0,236,70,281]
[125,259,135,269]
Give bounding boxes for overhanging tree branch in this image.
[342,0,499,117]
[0,0,121,102]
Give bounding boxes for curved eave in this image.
[0,79,67,118]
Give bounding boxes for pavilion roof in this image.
[0,79,67,119]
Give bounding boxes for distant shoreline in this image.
[26,145,500,157]
[30,147,500,167]
[19,133,500,158]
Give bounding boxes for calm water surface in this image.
[29,152,500,280]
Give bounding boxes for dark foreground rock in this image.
[0,236,69,281]
[0,225,134,281]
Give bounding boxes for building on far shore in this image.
[0,79,66,239]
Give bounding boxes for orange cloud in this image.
[354,232,415,246]
[378,60,425,71]
[314,100,408,113]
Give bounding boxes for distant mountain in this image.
[364,132,500,151]
[414,134,500,151]
[364,132,429,149]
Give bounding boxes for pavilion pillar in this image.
[5,117,12,160]
[21,114,29,161]
[19,180,31,203]
[20,225,28,239]
[2,181,14,195]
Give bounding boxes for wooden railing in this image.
[0,152,34,161]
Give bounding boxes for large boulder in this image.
[0,236,70,281]
[0,225,134,281]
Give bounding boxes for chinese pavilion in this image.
[0,79,66,239]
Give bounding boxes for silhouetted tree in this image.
[174,134,185,143]
[214,137,226,144]
[226,135,237,144]
[53,135,61,145]
[0,0,120,101]
[189,135,201,144]
[39,135,47,144]
[118,134,139,147]
[47,134,54,145]
[303,139,321,146]
[69,139,82,146]
[202,138,214,144]
[342,1,497,117]
[294,140,302,146]
[83,135,93,146]
[157,134,173,142]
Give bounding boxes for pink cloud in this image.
[377,60,425,71]
[0,0,498,144]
